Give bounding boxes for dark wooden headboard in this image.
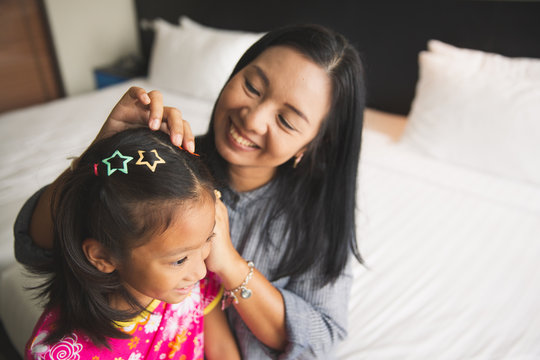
[134,0,540,115]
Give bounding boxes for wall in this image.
[43,0,139,96]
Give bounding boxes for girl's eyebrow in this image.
[161,221,216,258]
[251,65,310,124]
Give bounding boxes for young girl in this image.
[25,128,240,360]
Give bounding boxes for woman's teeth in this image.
[230,124,257,148]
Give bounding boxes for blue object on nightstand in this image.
[94,55,146,89]
[94,70,130,89]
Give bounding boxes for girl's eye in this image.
[278,115,294,130]
[174,257,187,266]
[245,79,260,96]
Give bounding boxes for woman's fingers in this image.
[182,120,195,153]
[160,107,195,151]
[105,87,195,151]
[205,197,234,274]
[164,107,183,145]
[126,86,151,106]
[147,90,163,130]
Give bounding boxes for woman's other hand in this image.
[96,87,195,152]
[206,196,243,276]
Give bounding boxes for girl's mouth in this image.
[175,284,195,295]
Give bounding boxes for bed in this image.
[1,1,540,358]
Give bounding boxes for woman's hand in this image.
[95,86,195,152]
[206,196,242,276]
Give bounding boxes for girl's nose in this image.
[188,256,207,283]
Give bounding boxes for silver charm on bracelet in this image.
[222,261,255,309]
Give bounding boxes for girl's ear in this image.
[82,238,117,274]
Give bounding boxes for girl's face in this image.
[116,193,215,307]
[213,45,332,185]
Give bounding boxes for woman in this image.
[16,24,366,359]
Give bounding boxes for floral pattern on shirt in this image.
[26,272,222,360]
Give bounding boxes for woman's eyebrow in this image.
[252,65,269,87]
[285,103,309,124]
[252,65,309,124]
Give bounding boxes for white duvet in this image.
[1,80,539,358]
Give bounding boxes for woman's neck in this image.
[228,165,276,192]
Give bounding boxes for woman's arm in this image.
[206,199,288,351]
[207,198,353,357]
[23,87,193,250]
[204,306,241,360]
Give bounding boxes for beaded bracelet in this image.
[222,260,255,310]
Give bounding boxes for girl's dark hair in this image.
[199,24,365,285]
[31,128,215,347]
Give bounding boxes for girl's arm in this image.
[204,306,241,360]
[25,87,193,250]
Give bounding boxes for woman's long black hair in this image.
[29,128,215,347]
[199,24,366,285]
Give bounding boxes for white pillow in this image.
[147,17,264,102]
[401,40,540,186]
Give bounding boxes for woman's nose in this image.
[242,103,271,134]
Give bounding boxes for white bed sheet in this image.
[338,132,540,359]
[1,80,539,358]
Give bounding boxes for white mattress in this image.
[1,80,539,358]
[338,132,540,359]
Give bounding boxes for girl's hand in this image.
[206,197,241,275]
[96,86,195,152]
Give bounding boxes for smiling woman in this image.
[191,24,366,357]
[213,46,332,191]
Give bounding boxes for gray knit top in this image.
[14,184,353,359]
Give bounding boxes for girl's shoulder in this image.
[25,309,97,360]
[200,271,224,315]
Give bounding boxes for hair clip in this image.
[135,149,166,172]
[93,163,99,176]
[102,150,133,176]
[178,145,199,157]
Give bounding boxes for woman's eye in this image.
[245,79,260,96]
[174,257,187,266]
[278,115,294,130]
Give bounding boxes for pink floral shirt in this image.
[26,273,223,360]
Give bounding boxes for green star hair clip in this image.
[102,150,134,176]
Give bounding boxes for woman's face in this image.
[213,45,332,184]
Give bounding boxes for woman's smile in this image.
[228,121,259,149]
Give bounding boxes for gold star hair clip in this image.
[135,149,166,172]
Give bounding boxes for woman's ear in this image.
[82,238,117,273]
